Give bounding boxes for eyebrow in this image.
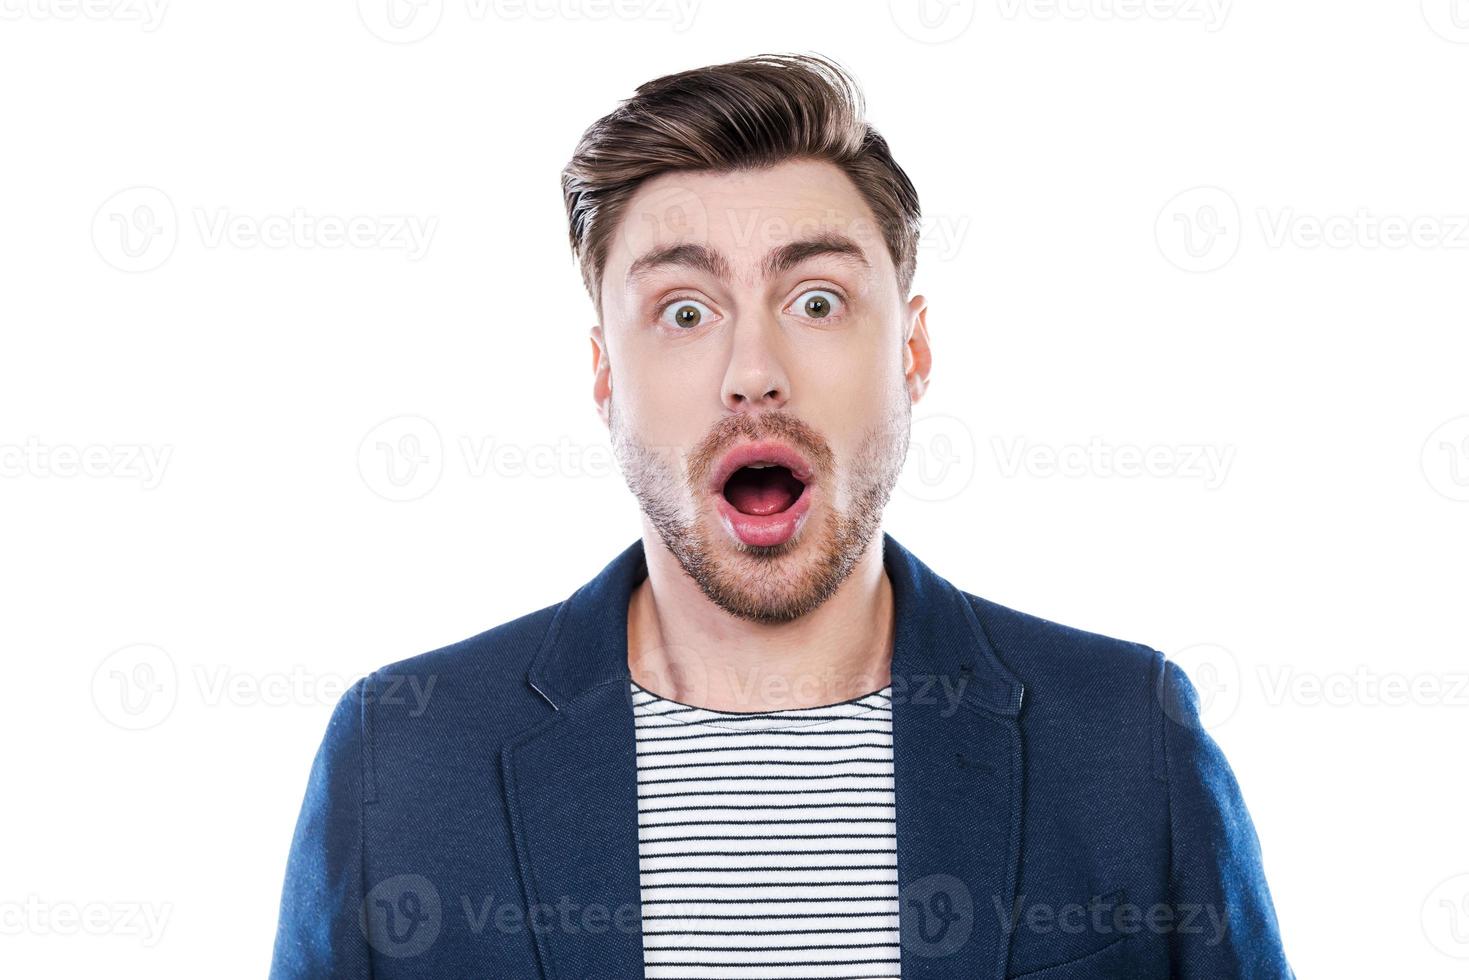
[623,232,871,287]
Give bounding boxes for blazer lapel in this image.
[885,536,1026,980]
[501,679,645,980]
[501,539,650,980]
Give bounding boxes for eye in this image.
[788,288,844,321]
[659,298,715,330]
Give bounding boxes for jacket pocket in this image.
[1004,887,1130,979]
[1007,935,1126,979]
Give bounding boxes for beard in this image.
[609,391,911,625]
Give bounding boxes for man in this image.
[269,53,1292,979]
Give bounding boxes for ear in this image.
[590,323,612,429]
[902,294,932,405]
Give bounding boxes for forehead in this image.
[604,158,893,291]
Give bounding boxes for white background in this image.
[2,1,1467,976]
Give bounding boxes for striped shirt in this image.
[630,679,902,980]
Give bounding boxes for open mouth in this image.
[722,463,807,516]
[708,442,816,548]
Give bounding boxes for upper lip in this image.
[708,441,815,495]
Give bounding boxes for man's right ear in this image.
[590,324,612,429]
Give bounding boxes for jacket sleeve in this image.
[1157,657,1293,979]
[269,676,373,979]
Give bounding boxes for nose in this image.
[720,314,791,414]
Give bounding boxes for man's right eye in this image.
[659,299,714,330]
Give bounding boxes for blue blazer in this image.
[269,533,1293,978]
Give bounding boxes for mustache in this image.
[685,412,834,488]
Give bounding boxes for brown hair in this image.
[561,52,922,314]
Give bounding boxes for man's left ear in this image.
[590,323,613,429]
[902,294,932,404]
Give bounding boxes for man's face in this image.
[593,158,930,624]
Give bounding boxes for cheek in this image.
[613,365,713,458]
[800,339,901,416]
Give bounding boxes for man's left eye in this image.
[789,289,843,320]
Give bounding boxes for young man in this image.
[269,54,1292,979]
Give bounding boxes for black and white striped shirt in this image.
[630,679,902,980]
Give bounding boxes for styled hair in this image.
[561,52,922,314]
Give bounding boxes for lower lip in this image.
[714,482,813,548]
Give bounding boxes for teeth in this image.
[747,463,775,469]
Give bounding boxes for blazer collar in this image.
[504,531,1027,980]
[525,531,1023,717]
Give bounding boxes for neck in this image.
[627,527,895,712]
